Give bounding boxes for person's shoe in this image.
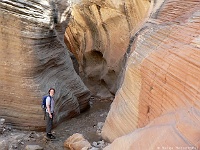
[47,133,56,139]
[50,134,56,139]
[46,133,52,139]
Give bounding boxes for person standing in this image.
[46,88,56,139]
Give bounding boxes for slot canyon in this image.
[0,0,200,149]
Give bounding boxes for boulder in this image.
[64,133,91,150]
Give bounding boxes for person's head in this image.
[48,88,55,96]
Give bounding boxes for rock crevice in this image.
[64,0,151,98]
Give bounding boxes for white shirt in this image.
[46,96,55,113]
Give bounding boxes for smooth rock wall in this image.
[102,0,200,149]
[0,0,90,130]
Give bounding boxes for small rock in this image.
[0,118,5,125]
[89,147,100,150]
[100,114,104,117]
[17,139,22,143]
[97,122,104,130]
[92,141,98,147]
[97,140,105,148]
[12,144,18,149]
[98,140,104,145]
[25,145,43,150]
[6,126,12,131]
[92,140,107,149]
[29,132,35,138]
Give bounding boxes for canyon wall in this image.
[1,1,200,149]
[64,0,151,98]
[102,0,200,149]
[0,0,90,130]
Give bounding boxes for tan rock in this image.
[64,0,151,98]
[0,0,90,130]
[102,0,200,149]
[64,133,91,150]
[25,145,43,150]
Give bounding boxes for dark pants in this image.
[46,112,53,134]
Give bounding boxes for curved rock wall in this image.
[64,0,151,98]
[0,0,90,130]
[102,0,200,149]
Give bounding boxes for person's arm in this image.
[46,97,52,118]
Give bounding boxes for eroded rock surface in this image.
[0,0,90,130]
[64,0,151,98]
[102,0,200,149]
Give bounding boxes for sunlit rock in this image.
[64,133,91,150]
[64,0,151,98]
[102,0,200,149]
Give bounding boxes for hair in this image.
[48,88,55,94]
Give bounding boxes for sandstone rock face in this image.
[104,108,200,150]
[0,0,90,130]
[64,0,151,98]
[102,0,200,149]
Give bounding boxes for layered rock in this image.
[104,108,200,150]
[102,0,200,149]
[64,0,151,98]
[0,0,90,130]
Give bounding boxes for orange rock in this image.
[102,0,200,149]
